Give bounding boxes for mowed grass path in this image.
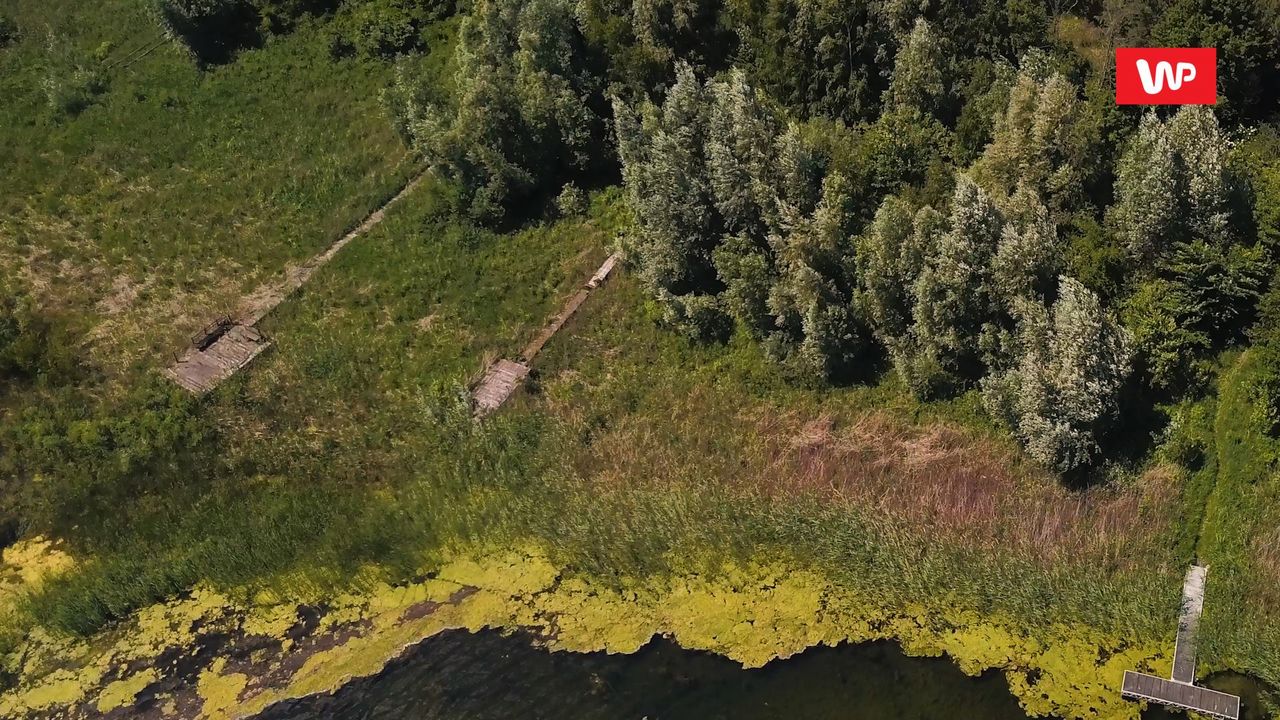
[0,0,416,373]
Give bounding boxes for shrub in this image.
[41,32,107,117]
[0,13,18,48]
[555,183,587,217]
[0,290,77,386]
[331,0,451,58]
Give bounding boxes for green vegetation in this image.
[3,0,1280,717]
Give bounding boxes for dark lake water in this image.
[254,629,1269,720]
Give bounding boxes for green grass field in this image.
[0,0,416,372]
[2,0,1279,715]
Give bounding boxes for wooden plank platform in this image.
[1123,672,1239,719]
[470,252,621,417]
[165,324,271,394]
[166,171,425,394]
[472,359,530,416]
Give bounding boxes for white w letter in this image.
[1136,59,1194,93]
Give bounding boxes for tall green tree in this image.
[906,174,1003,394]
[617,65,872,375]
[393,0,606,221]
[992,184,1063,306]
[886,18,946,117]
[615,63,719,306]
[1109,112,1178,264]
[724,0,889,122]
[973,63,1091,214]
[983,276,1132,473]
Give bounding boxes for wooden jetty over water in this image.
[1121,565,1240,720]
[471,252,620,417]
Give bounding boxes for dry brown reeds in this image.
[751,409,1181,571]
[564,384,1183,574]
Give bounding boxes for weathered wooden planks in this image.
[472,251,621,416]
[166,172,425,394]
[1121,565,1241,719]
[165,324,271,394]
[1122,672,1239,719]
[1172,563,1206,683]
[472,359,531,417]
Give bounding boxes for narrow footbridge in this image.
[167,172,425,394]
[1122,565,1240,719]
[471,252,619,417]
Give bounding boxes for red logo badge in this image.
[1116,48,1217,105]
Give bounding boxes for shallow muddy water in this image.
[254,629,1269,720]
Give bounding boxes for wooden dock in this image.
[165,324,271,394]
[1173,564,1207,683]
[166,172,424,394]
[472,359,530,416]
[1121,565,1240,719]
[471,252,620,417]
[1122,672,1239,719]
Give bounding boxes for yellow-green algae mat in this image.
[1,546,1173,720]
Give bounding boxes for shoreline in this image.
[1,548,1183,720]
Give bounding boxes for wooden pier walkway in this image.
[471,252,620,417]
[1173,564,1206,683]
[166,172,425,394]
[1121,565,1240,719]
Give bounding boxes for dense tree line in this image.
[379,0,1280,473]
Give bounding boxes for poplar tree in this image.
[398,0,603,221]
[1110,112,1178,263]
[886,18,945,116]
[1111,106,1234,262]
[767,173,866,380]
[975,64,1087,212]
[706,69,779,236]
[908,174,1003,393]
[992,184,1062,306]
[614,62,718,302]
[983,276,1131,472]
[1168,105,1232,246]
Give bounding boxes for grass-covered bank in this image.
[1196,350,1280,691]
[0,0,419,372]
[1,188,1233,718]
